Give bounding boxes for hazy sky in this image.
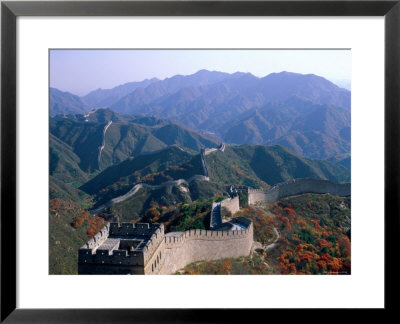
[50,49,351,96]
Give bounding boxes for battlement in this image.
[164,223,253,248]
[109,222,163,237]
[82,223,110,250]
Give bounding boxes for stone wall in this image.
[158,225,253,274]
[210,196,240,228]
[90,175,210,216]
[210,202,222,228]
[204,148,218,155]
[248,178,351,205]
[220,196,240,215]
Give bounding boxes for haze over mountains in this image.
[50,69,351,160]
[50,87,90,116]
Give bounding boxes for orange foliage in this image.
[86,216,105,237]
[288,263,297,274]
[222,260,232,274]
[338,236,351,257]
[316,260,327,271]
[317,239,333,248]
[320,253,332,262]
[296,219,307,228]
[71,210,90,228]
[87,228,96,237]
[328,258,343,273]
[284,207,297,219]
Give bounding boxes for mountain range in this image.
[50,109,221,179]
[50,87,89,116]
[50,70,351,160]
[219,97,350,159]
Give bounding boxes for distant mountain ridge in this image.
[50,87,90,117]
[219,97,350,159]
[109,71,350,129]
[50,70,351,159]
[82,78,159,108]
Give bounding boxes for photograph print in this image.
[49,49,351,275]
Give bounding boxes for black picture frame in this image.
[1,0,399,322]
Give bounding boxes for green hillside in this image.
[50,118,104,173]
[152,123,220,151]
[79,146,196,201]
[205,145,350,187]
[109,179,226,223]
[50,176,92,207]
[50,109,221,173]
[49,134,88,184]
[84,145,191,192]
[49,198,92,274]
[204,146,269,188]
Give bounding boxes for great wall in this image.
[90,174,210,216]
[246,178,350,204]
[98,120,112,169]
[79,218,253,275]
[80,144,350,274]
[90,144,223,216]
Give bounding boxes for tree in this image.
[145,207,161,222]
[189,219,205,230]
[222,260,232,274]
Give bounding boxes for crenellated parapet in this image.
[164,223,253,248]
[109,222,163,237]
[81,223,110,250]
[78,222,165,274]
[79,247,146,267]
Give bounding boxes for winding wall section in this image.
[90,175,210,215]
[248,178,351,205]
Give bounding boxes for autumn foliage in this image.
[234,194,351,275]
[71,210,90,228]
[86,216,105,237]
[269,195,351,275]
